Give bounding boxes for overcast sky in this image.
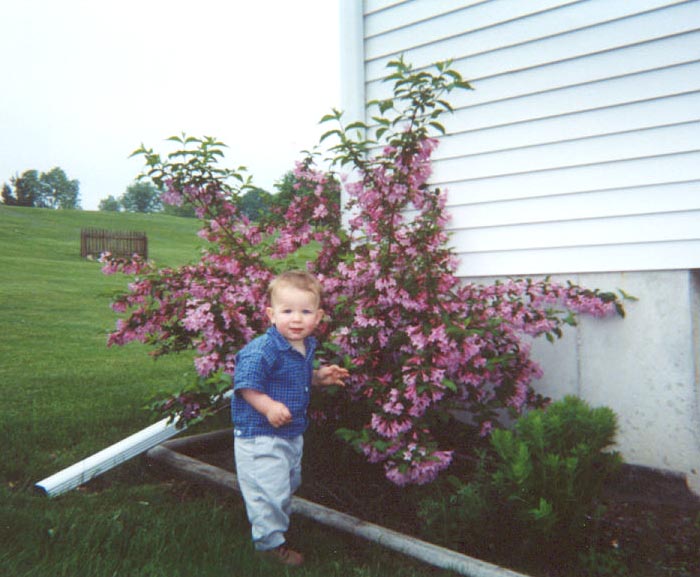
[0,0,341,210]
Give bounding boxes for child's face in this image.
[266,285,323,348]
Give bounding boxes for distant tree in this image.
[40,167,81,209]
[272,171,296,212]
[239,186,272,221]
[120,181,161,213]
[4,167,81,209]
[1,183,16,205]
[10,170,42,207]
[99,195,121,212]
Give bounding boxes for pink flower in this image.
[479,420,493,437]
[194,352,219,376]
[371,413,413,439]
[382,389,405,415]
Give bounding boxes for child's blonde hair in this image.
[267,270,322,306]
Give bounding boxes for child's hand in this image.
[314,365,349,387]
[265,401,292,428]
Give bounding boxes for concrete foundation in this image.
[523,270,700,494]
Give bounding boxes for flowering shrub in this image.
[103,59,626,485]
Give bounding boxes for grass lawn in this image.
[0,205,450,577]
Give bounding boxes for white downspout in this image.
[35,390,233,497]
[338,0,365,228]
[339,0,365,123]
[35,416,186,497]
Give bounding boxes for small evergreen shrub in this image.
[418,396,622,565]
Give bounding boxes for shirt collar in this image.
[266,325,317,355]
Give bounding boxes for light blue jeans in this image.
[234,435,304,551]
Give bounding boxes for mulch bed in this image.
[174,429,700,577]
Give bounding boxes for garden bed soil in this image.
[165,429,700,577]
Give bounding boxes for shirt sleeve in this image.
[233,344,272,395]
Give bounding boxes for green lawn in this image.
[0,205,449,577]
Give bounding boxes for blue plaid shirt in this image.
[232,326,316,438]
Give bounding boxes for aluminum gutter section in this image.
[36,391,234,497]
[35,416,184,497]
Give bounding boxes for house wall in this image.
[350,0,700,277]
[340,0,700,491]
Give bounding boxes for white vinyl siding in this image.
[350,0,700,277]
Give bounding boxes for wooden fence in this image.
[80,228,148,259]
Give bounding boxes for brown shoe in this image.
[259,544,304,567]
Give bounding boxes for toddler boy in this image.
[232,270,347,566]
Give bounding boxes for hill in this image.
[0,206,203,483]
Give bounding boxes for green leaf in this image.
[437,99,454,112]
[442,378,458,393]
[345,121,368,131]
[129,145,149,158]
[320,129,342,143]
[618,288,638,302]
[371,116,391,126]
[379,99,394,113]
[429,121,446,135]
[529,498,554,521]
[335,428,358,442]
[343,354,357,369]
[320,113,339,124]
[615,302,626,318]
